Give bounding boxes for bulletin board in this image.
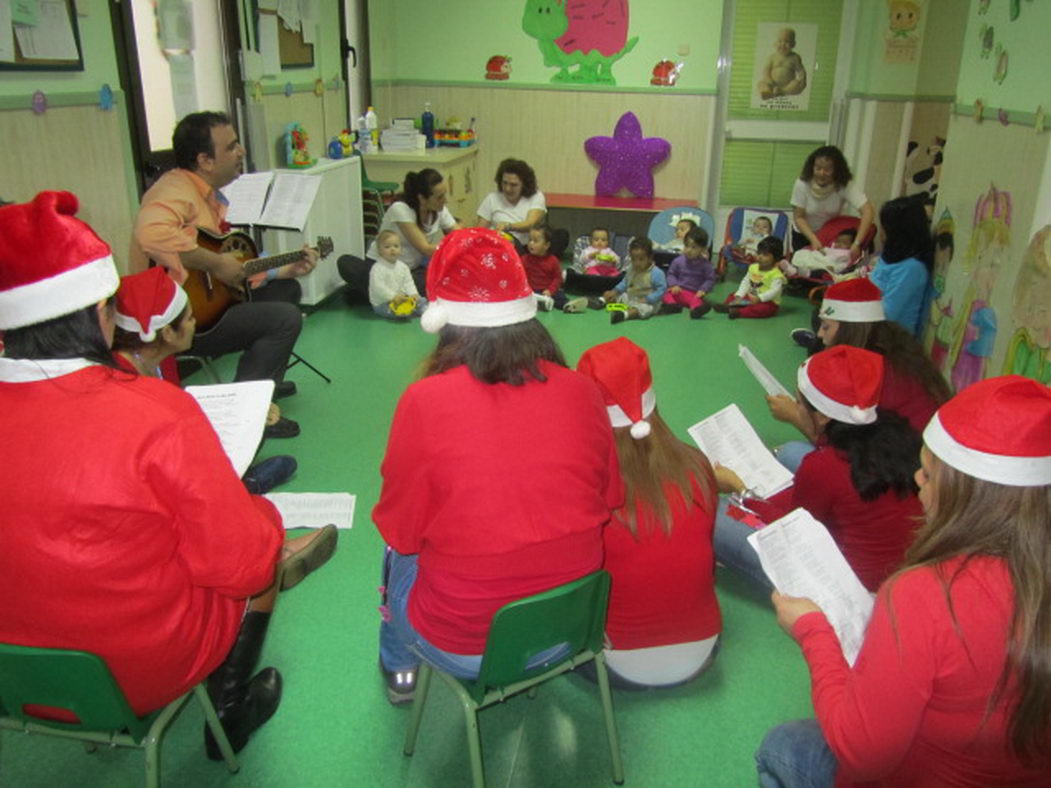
[0,0,84,71]
[254,4,314,69]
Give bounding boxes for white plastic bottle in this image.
[365,106,379,148]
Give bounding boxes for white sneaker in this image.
[536,293,555,311]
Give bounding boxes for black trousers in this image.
[190,279,303,384]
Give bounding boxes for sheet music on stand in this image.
[687,403,793,499]
[738,344,792,398]
[221,172,274,226]
[748,508,875,665]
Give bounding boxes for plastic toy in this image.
[485,55,512,80]
[284,122,315,169]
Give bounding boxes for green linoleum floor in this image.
[1,278,818,787]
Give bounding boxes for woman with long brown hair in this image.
[374,228,622,704]
[576,338,720,688]
[758,375,1051,785]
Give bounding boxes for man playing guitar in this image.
[130,111,316,438]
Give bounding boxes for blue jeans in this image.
[372,295,428,320]
[756,719,838,788]
[773,441,814,474]
[378,548,483,680]
[713,497,774,591]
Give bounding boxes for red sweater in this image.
[794,556,1049,786]
[880,362,940,435]
[374,362,623,653]
[0,362,282,715]
[520,253,563,295]
[603,476,721,650]
[749,443,921,591]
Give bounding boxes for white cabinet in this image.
[262,156,364,305]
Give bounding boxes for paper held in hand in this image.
[738,344,791,398]
[185,380,274,478]
[748,508,875,665]
[687,403,793,499]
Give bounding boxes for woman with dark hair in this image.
[475,158,547,248]
[360,168,462,293]
[714,346,923,593]
[791,145,875,260]
[0,192,335,761]
[375,228,622,704]
[757,375,1051,785]
[870,195,934,336]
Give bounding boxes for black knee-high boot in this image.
[204,611,283,761]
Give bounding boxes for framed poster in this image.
[0,0,83,72]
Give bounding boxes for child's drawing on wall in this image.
[884,0,923,63]
[926,210,955,368]
[1003,225,1051,383]
[947,185,1011,392]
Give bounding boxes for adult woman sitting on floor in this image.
[576,338,721,689]
[0,191,335,760]
[791,145,874,261]
[474,158,548,250]
[112,267,297,496]
[773,278,951,472]
[715,345,922,593]
[374,228,622,704]
[758,375,1051,786]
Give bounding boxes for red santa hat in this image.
[924,375,1051,487]
[115,267,189,342]
[818,278,885,323]
[576,337,656,439]
[421,227,536,333]
[0,191,118,330]
[797,345,884,425]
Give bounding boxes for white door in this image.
[342,0,369,127]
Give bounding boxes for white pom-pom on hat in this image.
[420,300,448,333]
[630,420,652,440]
[576,337,657,437]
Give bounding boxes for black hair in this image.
[3,301,116,368]
[396,168,444,228]
[421,320,567,386]
[880,196,933,269]
[628,236,654,256]
[835,228,858,243]
[172,111,232,171]
[803,403,921,500]
[531,225,553,245]
[801,145,853,187]
[495,159,538,198]
[757,235,784,259]
[677,218,698,232]
[685,227,709,249]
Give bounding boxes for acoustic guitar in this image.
[181,228,333,333]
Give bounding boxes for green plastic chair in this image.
[0,643,238,787]
[350,150,400,200]
[403,570,624,787]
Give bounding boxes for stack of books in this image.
[380,127,424,152]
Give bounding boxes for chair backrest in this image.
[471,571,610,701]
[723,207,791,246]
[0,643,150,742]
[647,207,715,251]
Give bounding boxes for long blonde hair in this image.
[612,407,716,538]
[901,455,1051,764]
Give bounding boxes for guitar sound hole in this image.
[223,238,255,259]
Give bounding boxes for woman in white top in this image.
[475,158,547,248]
[791,145,874,262]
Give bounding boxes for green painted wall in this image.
[369,0,722,92]
[248,2,344,91]
[914,0,966,97]
[0,4,120,100]
[848,0,924,97]
[956,0,1051,114]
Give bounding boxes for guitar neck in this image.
[242,249,304,277]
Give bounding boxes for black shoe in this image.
[660,303,684,315]
[791,328,817,348]
[712,302,730,314]
[243,455,297,495]
[273,380,297,400]
[610,311,626,325]
[279,524,338,591]
[690,302,712,319]
[586,297,606,310]
[728,307,741,320]
[264,416,300,440]
[381,661,417,706]
[205,668,282,760]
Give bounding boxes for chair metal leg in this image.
[141,694,186,788]
[403,663,433,756]
[286,352,332,384]
[593,653,625,785]
[463,705,485,788]
[194,684,240,773]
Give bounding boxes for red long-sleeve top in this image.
[520,252,564,295]
[793,556,1050,785]
[374,361,623,654]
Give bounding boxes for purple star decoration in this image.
[585,112,671,198]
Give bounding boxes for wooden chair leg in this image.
[403,663,432,756]
[593,654,625,785]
